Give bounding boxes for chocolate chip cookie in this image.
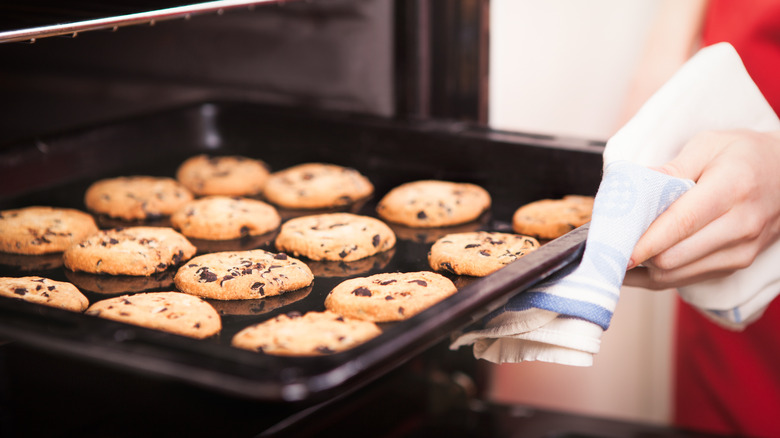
[84,176,194,220]
[324,271,457,322]
[174,249,314,300]
[0,206,98,255]
[63,227,197,276]
[0,276,89,312]
[262,163,374,209]
[428,231,540,277]
[512,195,594,239]
[274,213,396,262]
[85,291,221,339]
[171,196,281,240]
[231,310,381,356]
[176,154,270,197]
[376,180,491,228]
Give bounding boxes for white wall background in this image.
[487,0,678,425]
[490,0,659,140]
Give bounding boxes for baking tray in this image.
[0,101,604,403]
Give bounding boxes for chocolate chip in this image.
[13,288,26,296]
[385,295,394,300]
[417,210,427,219]
[220,275,234,286]
[372,234,381,247]
[339,249,349,259]
[352,286,372,297]
[197,267,217,283]
[408,279,428,287]
[441,262,455,273]
[479,250,491,256]
[250,282,265,296]
[465,244,480,249]
[240,226,250,236]
[274,253,288,260]
[379,279,397,286]
[398,307,405,315]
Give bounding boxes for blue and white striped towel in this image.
[450,161,693,366]
[451,42,780,365]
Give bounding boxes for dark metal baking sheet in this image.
[0,101,603,403]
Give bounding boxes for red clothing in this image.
[674,1,780,436]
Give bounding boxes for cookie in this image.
[63,227,197,276]
[85,292,221,339]
[174,249,314,300]
[324,271,457,322]
[428,231,540,277]
[84,176,194,220]
[262,163,374,209]
[0,206,98,255]
[231,310,381,356]
[171,196,281,240]
[512,195,594,239]
[0,276,88,312]
[376,180,491,228]
[176,154,270,197]
[274,213,395,262]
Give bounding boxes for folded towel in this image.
[450,42,780,365]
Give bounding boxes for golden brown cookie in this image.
[63,227,197,276]
[174,249,313,300]
[511,195,594,239]
[176,154,270,197]
[170,196,281,240]
[84,176,194,220]
[0,276,88,312]
[231,310,381,356]
[324,271,457,322]
[376,180,491,228]
[428,231,540,277]
[274,213,395,262]
[262,163,374,209]
[85,292,221,339]
[0,206,98,255]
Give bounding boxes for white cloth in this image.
[450,42,780,365]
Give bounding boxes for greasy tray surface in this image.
[0,101,603,402]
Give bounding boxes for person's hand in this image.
[624,129,780,289]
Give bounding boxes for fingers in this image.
[628,133,732,268]
[624,246,746,290]
[629,172,731,268]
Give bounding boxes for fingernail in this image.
[626,258,636,270]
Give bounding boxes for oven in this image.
[0,2,709,437]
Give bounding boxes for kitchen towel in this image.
[451,42,780,365]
